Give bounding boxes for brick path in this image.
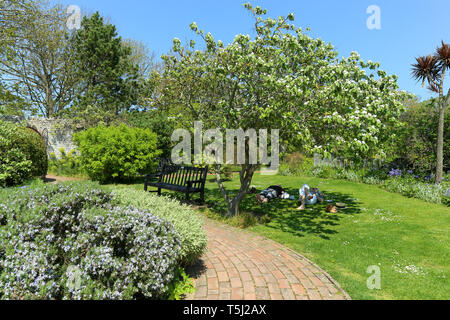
[185,218,351,300]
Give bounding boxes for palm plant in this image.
[412,41,450,184]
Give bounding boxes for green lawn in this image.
[145,173,448,300]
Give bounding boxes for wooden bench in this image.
[145,158,174,181]
[144,164,209,204]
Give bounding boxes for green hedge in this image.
[73,124,161,183]
[111,188,207,266]
[0,120,47,187]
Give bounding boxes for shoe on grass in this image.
[256,194,264,204]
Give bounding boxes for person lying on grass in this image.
[297,184,325,210]
[256,185,288,204]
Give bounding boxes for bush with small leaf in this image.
[0,182,183,300]
[111,187,207,266]
[73,124,161,183]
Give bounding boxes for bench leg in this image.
[158,187,161,196]
[200,191,205,204]
[186,191,190,202]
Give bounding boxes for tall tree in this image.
[122,39,163,110]
[0,81,30,116]
[412,41,450,184]
[0,0,79,117]
[158,3,410,216]
[70,12,140,126]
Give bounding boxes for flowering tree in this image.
[157,3,410,216]
[412,41,450,184]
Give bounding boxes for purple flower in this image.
[389,168,402,178]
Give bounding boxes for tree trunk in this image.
[435,104,445,184]
[435,79,449,184]
[214,164,257,217]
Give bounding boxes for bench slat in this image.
[145,162,209,204]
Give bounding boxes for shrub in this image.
[382,178,445,204]
[234,212,259,228]
[126,110,177,159]
[393,98,450,174]
[335,169,361,183]
[48,148,83,177]
[0,120,47,187]
[73,124,161,183]
[0,182,181,300]
[111,188,207,266]
[16,127,48,178]
[279,154,314,176]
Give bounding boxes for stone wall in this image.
[1,116,78,159]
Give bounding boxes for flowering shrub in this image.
[383,178,445,204]
[389,168,402,178]
[0,182,181,300]
[335,169,361,183]
[111,188,207,266]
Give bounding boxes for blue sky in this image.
[57,0,450,101]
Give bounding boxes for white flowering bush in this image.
[111,188,207,266]
[0,182,181,300]
[158,3,411,217]
[335,169,361,183]
[383,179,445,204]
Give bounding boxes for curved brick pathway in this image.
[185,218,350,300]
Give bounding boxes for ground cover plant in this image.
[0,182,189,300]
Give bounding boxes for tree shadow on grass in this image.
[263,189,362,240]
[201,187,362,240]
[155,185,362,240]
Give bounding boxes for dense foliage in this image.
[69,12,141,126]
[48,148,83,177]
[0,120,47,187]
[16,127,48,178]
[125,110,177,159]
[394,98,450,173]
[73,124,161,183]
[112,188,207,266]
[0,82,30,116]
[0,182,181,299]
